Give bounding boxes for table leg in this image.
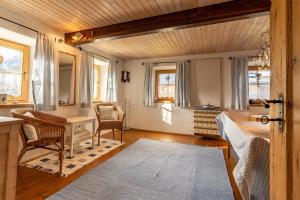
[92,119,95,149]
[69,125,74,158]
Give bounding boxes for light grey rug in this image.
[47,139,234,200]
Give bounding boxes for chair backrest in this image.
[11,109,34,122]
[11,109,35,144]
[94,103,124,122]
[11,109,66,141]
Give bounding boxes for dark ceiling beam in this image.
[65,0,271,46]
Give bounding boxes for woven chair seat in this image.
[94,103,125,145]
[11,109,66,176]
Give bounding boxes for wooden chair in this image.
[94,103,125,145]
[11,109,66,175]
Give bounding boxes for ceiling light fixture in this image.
[253,30,270,69]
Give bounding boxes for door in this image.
[291,0,300,199]
[270,0,300,199]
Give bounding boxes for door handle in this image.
[260,99,283,108]
[261,116,283,124]
[260,94,284,132]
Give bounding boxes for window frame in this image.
[248,65,271,106]
[93,64,101,101]
[155,69,176,103]
[0,39,30,102]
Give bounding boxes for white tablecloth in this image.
[216,112,270,200]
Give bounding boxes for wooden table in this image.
[66,116,96,158]
[0,117,23,200]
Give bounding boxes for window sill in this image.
[0,102,34,108]
[59,104,76,107]
[154,100,175,104]
[93,100,106,104]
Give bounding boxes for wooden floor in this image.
[16,130,242,200]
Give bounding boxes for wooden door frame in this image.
[270,0,293,199]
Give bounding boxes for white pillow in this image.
[112,111,119,120]
[23,112,38,141]
[99,106,115,120]
[24,111,35,118]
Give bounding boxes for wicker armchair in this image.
[94,103,125,145]
[11,109,66,175]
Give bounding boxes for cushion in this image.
[100,120,122,128]
[23,112,38,141]
[99,105,115,120]
[112,111,119,120]
[24,111,35,118]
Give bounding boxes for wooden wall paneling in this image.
[292,0,300,199]
[270,0,292,199]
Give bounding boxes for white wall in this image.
[189,59,221,107]
[124,50,260,135]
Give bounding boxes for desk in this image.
[66,116,96,158]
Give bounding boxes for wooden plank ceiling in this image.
[0,0,232,33]
[86,15,269,59]
[0,0,269,60]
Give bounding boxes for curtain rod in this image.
[0,16,38,33]
[78,46,118,63]
[142,60,190,65]
[0,16,64,43]
[228,56,259,60]
[94,52,118,63]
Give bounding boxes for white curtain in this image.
[106,59,118,102]
[143,63,154,106]
[231,57,249,110]
[175,61,191,108]
[32,33,58,111]
[79,51,94,108]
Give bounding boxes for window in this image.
[155,69,176,103]
[0,39,29,102]
[93,58,109,101]
[248,66,270,102]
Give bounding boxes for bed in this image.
[216,110,270,200]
